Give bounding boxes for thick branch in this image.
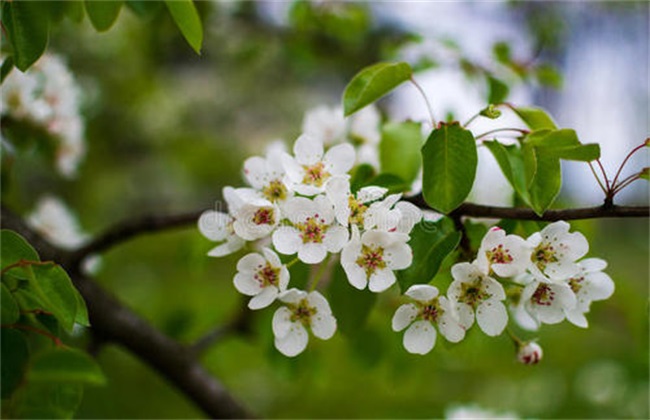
[1,207,254,419]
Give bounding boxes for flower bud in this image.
[517,341,543,365]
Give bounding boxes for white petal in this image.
[311,313,337,340]
[243,156,268,189]
[298,243,327,264]
[391,303,418,332]
[281,153,303,184]
[207,236,245,257]
[283,196,317,225]
[236,252,266,272]
[272,306,294,338]
[326,175,352,226]
[248,287,279,310]
[368,268,396,293]
[384,242,413,271]
[544,261,580,281]
[437,301,466,343]
[395,201,422,234]
[223,186,245,214]
[272,226,302,255]
[565,308,589,328]
[261,247,281,267]
[278,288,307,304]
[403,320,436,355]
[482,276,506,301]
[579,258,607,273]
[274,323,309,357]
[278,267,290,292]
[583,272,614,302]
[342,260,368,290]
[294,134,323,165]
[323,143,355,175]
[451,262,482,283]
[405,284,439,302]
[314,194,336,224]
[357,186,387,203]
[233,272,262,296]
[323,225,349,253]
[306,291,332,315]
[476,301,508,336]
[455,303,475,330]
[198,211,230,241]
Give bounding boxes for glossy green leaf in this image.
[397,218,461,291]
[421,123,478,213]
[1,229,39,271]
[1,328,29,399]
[165,0,203,54]
[522,143,562,216]
[72,288,90,327]
[1,283,19,324]
[527,129,600,162]
[28,348,105,385]
[484,140,531,205]
[1,0,50,71]
[328,263,377,336]
[343,62,412,116]
[349,163,376,193]
[27,265,79,333]
[379,121,423,184]
[513,106,557,130]
[84,0,123,32]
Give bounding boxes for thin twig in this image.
[410,76,436,127]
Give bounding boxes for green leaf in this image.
[84,0,123,32]
[1,328,30,399]
[522,142,562,216]
[535,63,563,89]
[2,0,50,71]
[397,218,461,291]
[1,56,14,83]
[512,106,557,130]
[11,383,84,419]
[328,263,377,336]
[493,41,511,64]
[487,76,509,104]
[421,122,478,213]
[165,0,203,54]
[126,0,164,19]
[1,283,20,324]
[379,121,423,184]
[72,288,90,327]
[28,348,105,385]
[484,140,531,205]
[479,104,502,119]
[343,62,412,116]
[1,229,39,271]
[349,163,376,193]
[639,167,649,181]
[365,173,410,194]
[527,129,600,162]
[27,265,79,332]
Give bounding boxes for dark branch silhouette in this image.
[1,206,254,419]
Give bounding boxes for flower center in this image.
[355,244,386,277]
[262,179,287,202]
[252,207,276,225]
[254,263,280,287]
[486,244,513,265]
[458,279,491,308]
[568,276,584,294]
[302,161,330,187]
[532,243,558,271]
[296,215,327,244]
[531,283,555,306]
[348,195,368,226]
[290,299,317,326]
[420,300,442,322]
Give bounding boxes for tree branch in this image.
[1,206,254,419]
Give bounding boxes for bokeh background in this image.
[2,1,648,418]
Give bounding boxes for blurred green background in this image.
[2,1,648,418]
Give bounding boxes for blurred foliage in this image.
[1,1,648,418]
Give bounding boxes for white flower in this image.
[228,191,280,241]
[27,195,89,250]
[527,221,589,281]
[475,227,531,277]
[392,284,465,355]
[242,145,292,206]
[234,248,289,310]
[517,341,543,365]
[198,187,245,257]
[363,193,403,232]
[272,289,336,357]
[341,227,412,292]
[563,258,615,328]
[448,262,508,336]
[445,404,519,419]
[325,175,387,227]
[301,105,346,145]
[281,134,355,196]
[519,275,577,326]
[271,195,348,264]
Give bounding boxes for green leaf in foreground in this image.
[29,265,81,333]
[512,106,557,130]
[379,121,423,184]
[343,62,412,116]
[1,329,30,399]
[484,140,531,206]
[2,0,50,71]
[1,283,20,324]
[421,122,478,213]
[28,348,105,385]
[84,0,123,32]
[165,0,203,54]
[1,229,39,271]
[397,218,461,292]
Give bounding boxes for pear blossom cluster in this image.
[199,106,422,356]
[392,221,615,359]
[1,54,85,177]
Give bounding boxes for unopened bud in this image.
[517,341,543,365]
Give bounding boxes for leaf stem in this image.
[0,259,56,276]
[588,162,608,195]
[463,112,481,128]
[1,323,63,347]
[611,141,647,190]
[409,76,436,127]
[475,127,529,140]
[285,257,300,269]
[309,256,331,292]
